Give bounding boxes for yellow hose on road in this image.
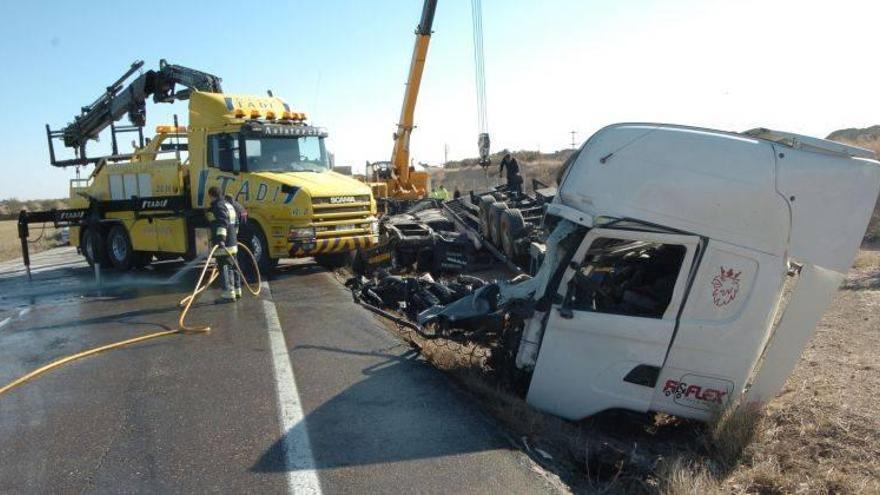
[0,242,262,397]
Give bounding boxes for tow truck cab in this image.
[518,124,880,421]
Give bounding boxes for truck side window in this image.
[568,238,686,319]
[207,134,239,172]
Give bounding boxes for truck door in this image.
[526,228,700,420]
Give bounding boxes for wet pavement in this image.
[0,248,555,494]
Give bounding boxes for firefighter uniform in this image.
[225,195,247,298]
[209,196,239,302]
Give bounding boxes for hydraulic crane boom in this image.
[390,0,437,195]
[47,59,223,167]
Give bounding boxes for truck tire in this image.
[478,195,496,239]
[81,227,109,268]
[239,223,273,275]
[500,208,526,259]
[106,224,135,271]
[488,202,509,247]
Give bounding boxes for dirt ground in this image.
[0,219,65,262]
[343,246,880,494]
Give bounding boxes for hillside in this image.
[827,125,880,157]
[0,198,70,220]
[430,149,574,196]
[826,126,880,242]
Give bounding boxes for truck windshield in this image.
[242,136,330,173]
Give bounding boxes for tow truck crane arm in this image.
[390,0,437,194]
[48,59,223,167]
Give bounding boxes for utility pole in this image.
[444,143,449,167]
[570,130,577,150]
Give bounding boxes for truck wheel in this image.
[478,195,496,239]
[488,202,509,247]
[106,224,135,271]
[239,224,273,275]
[81,227,109,268]
[500,208,526,259]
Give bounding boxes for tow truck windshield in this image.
[208,133,331,173]
[243,136,330,173]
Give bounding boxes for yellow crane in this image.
[367,0,492,213]
[367,0,437,212]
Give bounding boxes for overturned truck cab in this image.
[428,123,880,422]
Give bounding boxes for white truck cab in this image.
[517,123,880,421]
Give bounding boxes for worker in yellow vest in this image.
[431,184,450,201]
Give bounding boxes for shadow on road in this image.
[252,344,511,472]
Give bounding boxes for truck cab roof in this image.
[555,123,880,274]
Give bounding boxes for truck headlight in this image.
[370,220,379,235]
[288,227,316,241]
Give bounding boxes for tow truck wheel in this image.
[239,223,272,275]
[478,195,496,239]
[106,224,135,271]
[500,208,526,259]
[81,227,109,268]
[488,202,509,247]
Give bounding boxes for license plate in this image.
[336,224,355,231]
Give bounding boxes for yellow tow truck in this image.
[31,60,377,272]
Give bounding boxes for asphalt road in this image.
[0,248,556,494]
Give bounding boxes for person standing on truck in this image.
[499,152,523,197]
[435,184,450,200]
[225,194,247,299]
[208,187,239,304]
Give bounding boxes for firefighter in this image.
[208,186,239,304]
[225,194,248,299]
[499,152,523,197]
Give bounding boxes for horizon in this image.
[2,0,879,199]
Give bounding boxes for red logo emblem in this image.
[711,266,741,307]
[663,379,728,404]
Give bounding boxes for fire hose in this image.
[0,242,262,397]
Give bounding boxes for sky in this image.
[1,0,878,199]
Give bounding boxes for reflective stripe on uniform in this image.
[215,245,238,257]
[224,202,238,225]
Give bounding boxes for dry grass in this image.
[0,220,64,262]
[655,457,715,495]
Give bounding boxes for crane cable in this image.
[471,0,488,135]
[0,242,262,397]
[471,0,493,189]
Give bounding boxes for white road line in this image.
[0,317,10,330]
[261,281,323,495]
[18,307,31,318]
